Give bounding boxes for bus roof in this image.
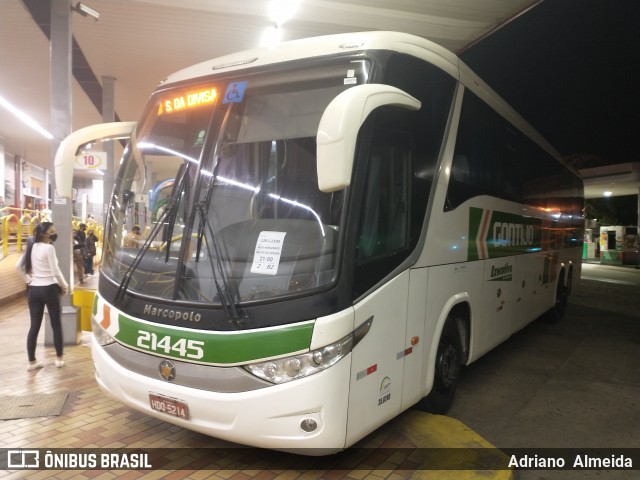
[159,31,461,86]
[158,30,564,165]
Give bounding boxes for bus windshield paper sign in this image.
[251,231,287,275]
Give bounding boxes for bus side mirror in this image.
[54,121,137,198]
[316,84,421,192]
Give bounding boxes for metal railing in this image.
[0,207,103,259]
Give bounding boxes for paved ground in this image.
[449,269,640,480]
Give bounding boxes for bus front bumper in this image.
[91,340,350,453]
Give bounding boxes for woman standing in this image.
[16,222,69,370]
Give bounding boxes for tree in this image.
[586,195,638,225]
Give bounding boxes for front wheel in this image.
[418,317,463,414]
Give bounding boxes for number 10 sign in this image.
[74,151,107,169]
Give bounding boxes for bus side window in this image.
[446,89,532,210]
[446,90,506,210]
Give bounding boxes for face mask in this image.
[49,233,58,242]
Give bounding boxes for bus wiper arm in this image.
[195,202,244,325]
[161,163,189,263]
[114,163,189,306]
[113,206,171,307]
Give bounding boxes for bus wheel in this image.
[419,317,462,414]
[543,273,568,324]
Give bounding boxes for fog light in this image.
[300,418,318,433]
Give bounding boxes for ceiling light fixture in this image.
[0,94,54,140]
[72,2,100,21]
[603,191,613,197]
[269,0,299,27]
[260,25,283,48]
[260,0,299,48]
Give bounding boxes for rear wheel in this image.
[419,317,463,414]
[543,272,568,324]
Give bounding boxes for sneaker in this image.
[28,361,44,371]
[55,358,65,368]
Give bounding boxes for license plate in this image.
[149,393,190,420]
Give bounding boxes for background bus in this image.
[69,31,584,452]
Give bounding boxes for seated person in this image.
[123,225,142,248]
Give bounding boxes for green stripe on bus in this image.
[114,314,314,365]
[468,207,484,261]
[468,207,543,260]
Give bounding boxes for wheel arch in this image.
[419,293,470,413]
[426,294,471,387]
[565,261,575,295]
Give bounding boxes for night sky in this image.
[460,0,640,166]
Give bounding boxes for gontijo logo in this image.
[468,208,542,260]
[493,221,535,248]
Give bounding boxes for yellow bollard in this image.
[72,289,96,331]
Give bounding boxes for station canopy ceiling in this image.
[581,163,640,199]
[1,0,540,172]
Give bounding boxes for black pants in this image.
[27,284,63,361]
[84,255,94,274]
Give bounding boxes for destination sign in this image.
[158,86,217,115]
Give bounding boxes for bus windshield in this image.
[102,58,371,307]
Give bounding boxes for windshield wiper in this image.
[163,164,189,263]
[195,202,245,326]
[113,166,189,307]
[113,205,172,307]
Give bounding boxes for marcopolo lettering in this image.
[143,304,201,322]
[493,222,534,247]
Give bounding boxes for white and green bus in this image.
[76,31,582,451]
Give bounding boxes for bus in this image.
[73,31,583,452]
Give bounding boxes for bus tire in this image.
[543,271,568,324]
[419,316,462,414]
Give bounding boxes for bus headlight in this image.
[244,334,354,384]
[91,316,116,346]
[244,316,373,384]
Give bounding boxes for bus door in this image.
[346,272,410,447]
[344,119,418,447]
[315,84,423,445]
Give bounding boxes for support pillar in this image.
[49,0,79,343]
[102,76,116,218]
